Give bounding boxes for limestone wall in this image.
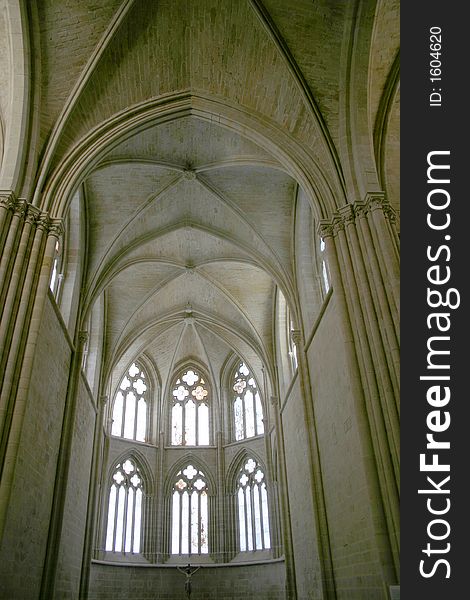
[0,295,72,599]
[306,295,386,599]
[53,374,96,599]
[88,560,286,600]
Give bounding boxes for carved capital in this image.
[0,191,19,212]
[24,205,42,226]
[364,191,398,225]
[317,220,335,239]
[338,203,356,226]
[290,329,302,346]
[78,331,89,346]
[270,395,279,407]
[47,218,65,239]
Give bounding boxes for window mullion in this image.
[258,482,265,549]
[121,394,127,437]
[179,491,183,555]
[188,489,192,555]
[244,486,249,552]
[112,485,119,551]
[195,397,199,445]
[250,480,256,550]
[123,484,129,552]
[198,491,201,554]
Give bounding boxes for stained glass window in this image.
[171,368,210,446]
[237,458,271,551]
[232,362,264,441]
[111,362,148,442]
[105,459,143,553]
[171,465,209,555]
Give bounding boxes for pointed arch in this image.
[104,450,153,555]
[167,361,212,447]
[228,450,272,553]
[165,455,215,557]
[110,359,151,443]
[230,359,265,442]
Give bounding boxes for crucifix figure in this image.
[177,563,201,599]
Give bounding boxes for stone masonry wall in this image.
[0,295,72,600]
[53,374,96,599]
[88,560,286,600]
[307,295,385,600]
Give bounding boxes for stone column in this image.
[290,329,336,600]
[40,330,92,600]
[271,394,297,600]
[0,200,63,539]
[215,430,225,562]
[154,430,166,562]
[79,393,108,598]
[319,193,399,578]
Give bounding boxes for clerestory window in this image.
[105,458,143,553]
[237,457,271,552]
[171,367,210,446]
[111,362,148,442]
[171,464,209,555]
[232,362,264,441]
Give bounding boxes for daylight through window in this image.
[237,457,271,551]
[111,362,148,442]
[105,459,143,553]
[171,368,210,446]
[171,464,209,555]
[233,362,264,441]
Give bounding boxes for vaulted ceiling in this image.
[0,0,399,395]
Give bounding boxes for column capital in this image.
[290,329,302,346]
[99,395,109,408]
[0,191,19,211]
[270,395,279,407]
[78,331,89,346]
[317,192,398,238]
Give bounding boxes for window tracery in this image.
[171,367,210,446]
[171,464,209,555]
[237,457,271,551]
[105,458,143,553]
[111,362,148,442]
[233,362,264,441]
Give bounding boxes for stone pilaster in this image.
[318,193,399,577]
[0,198,63,540]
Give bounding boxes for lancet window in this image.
[111,362,148,442]
[171,464,209,555]
[233,362,264,441]
[171,367,210,446]
[237,457,271,551]
[105,459,143,553]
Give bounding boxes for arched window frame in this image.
[110,360,151,443]
[104,456,146,555]
[169,463,210,556]
[231,360,264,442]
[168,364,212,446]
[235,455,271,553]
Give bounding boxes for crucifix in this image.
[177,563,201,599]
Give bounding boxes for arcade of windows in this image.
[105,360,272,560]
